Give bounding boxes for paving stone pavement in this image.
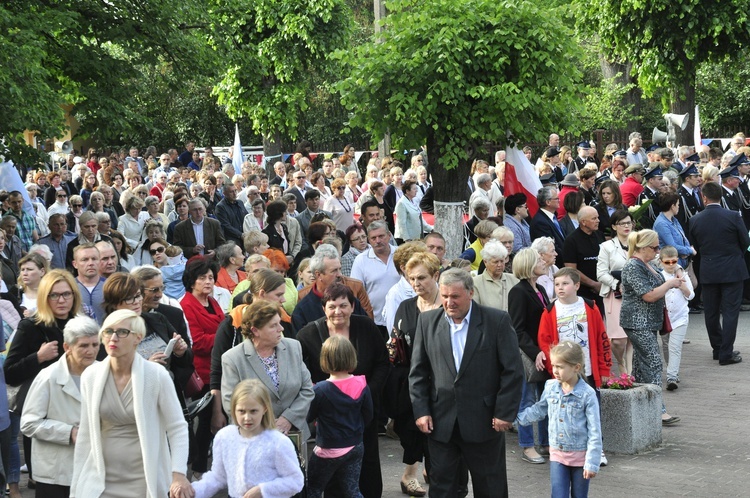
[15,310,750,497]
[378,310,750,497]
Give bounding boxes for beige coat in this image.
[21,353,92,486]
[472,271,520,312]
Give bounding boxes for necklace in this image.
[336,196,352,213]
[417,286,441,312]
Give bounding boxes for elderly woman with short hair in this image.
[21,316,100,498]
[134,219,167,266]
[221,298,314,439]
[70,310,192,498]
[508,248,551,464]
[118,195,146,250]
[472,240,520,312]
[531,236,559,299]
[464,197,491,246]
[66,195,86,233]
[5,270,82,491]
[214,242,246,294]
[138,195,169,233]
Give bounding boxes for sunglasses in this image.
[649,245,660,251]
[57,194,67,198]
[71,204,83,208]
[661,259,678,265]
[149,246,166,255]
[101,328,132,338]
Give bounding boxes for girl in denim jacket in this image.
[517,341,602,498]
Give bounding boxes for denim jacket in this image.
[516,377,602,472]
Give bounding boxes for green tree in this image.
[0,0,206,165]
[336,0,582,254]
[577,0,750,145]
[205,0,352,156]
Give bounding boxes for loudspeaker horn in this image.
[55,140,73,154]
[664,113,689,131]
[652,127,669,143]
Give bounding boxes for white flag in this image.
[232,124,245,175]
[694,105,702,150]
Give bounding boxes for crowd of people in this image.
[0,131,744,498]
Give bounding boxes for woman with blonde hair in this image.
[71,310,191,498]
[620,229,681,425]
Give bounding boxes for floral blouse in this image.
[258,351,280,392]
[620,257,665,331]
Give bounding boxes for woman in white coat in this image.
[394,180,432,243]
[596,209,634,375]
[21,316,100,498]
[70,310,193,498]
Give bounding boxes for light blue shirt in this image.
[444,304,472,372]
[191,217,205,254]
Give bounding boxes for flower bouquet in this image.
[627,198,653,230]
[603,373,636,390]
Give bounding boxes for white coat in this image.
[70,354,188,498]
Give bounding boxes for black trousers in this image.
[427,422,507,498]
[324,419,382,498]
[35,482,69,498]
[703,281,743,361]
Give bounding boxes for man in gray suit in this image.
[409,269,523,498]
[173,198,226,258]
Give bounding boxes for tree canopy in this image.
[577,0,750,143]
[336,0,583,200]
[205,0,352,155]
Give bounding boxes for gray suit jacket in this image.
[221,338,314,440]
[409,304,523,443]
[172,217,226,259]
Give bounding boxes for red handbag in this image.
[659,306,672,336]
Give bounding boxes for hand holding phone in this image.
[163,337,178,358]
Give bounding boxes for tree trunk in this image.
[669,60,696,148]
[427,129,472,259]
[600,57,642,133]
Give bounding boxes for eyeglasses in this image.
[101,328,132,338]
[649,245,660,251]
[143,285,165,293]
[71,204,83,208]
[615,221,633,227]
[48,291,73,301]
[350,235,367,243]
[661,259,678,265]
[123,293,143,304]
[149,246,166,255]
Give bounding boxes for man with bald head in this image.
[563,206,605,312]
[95,240,119,278]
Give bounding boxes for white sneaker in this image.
[600,452,608,467]
[19,464,28,473]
